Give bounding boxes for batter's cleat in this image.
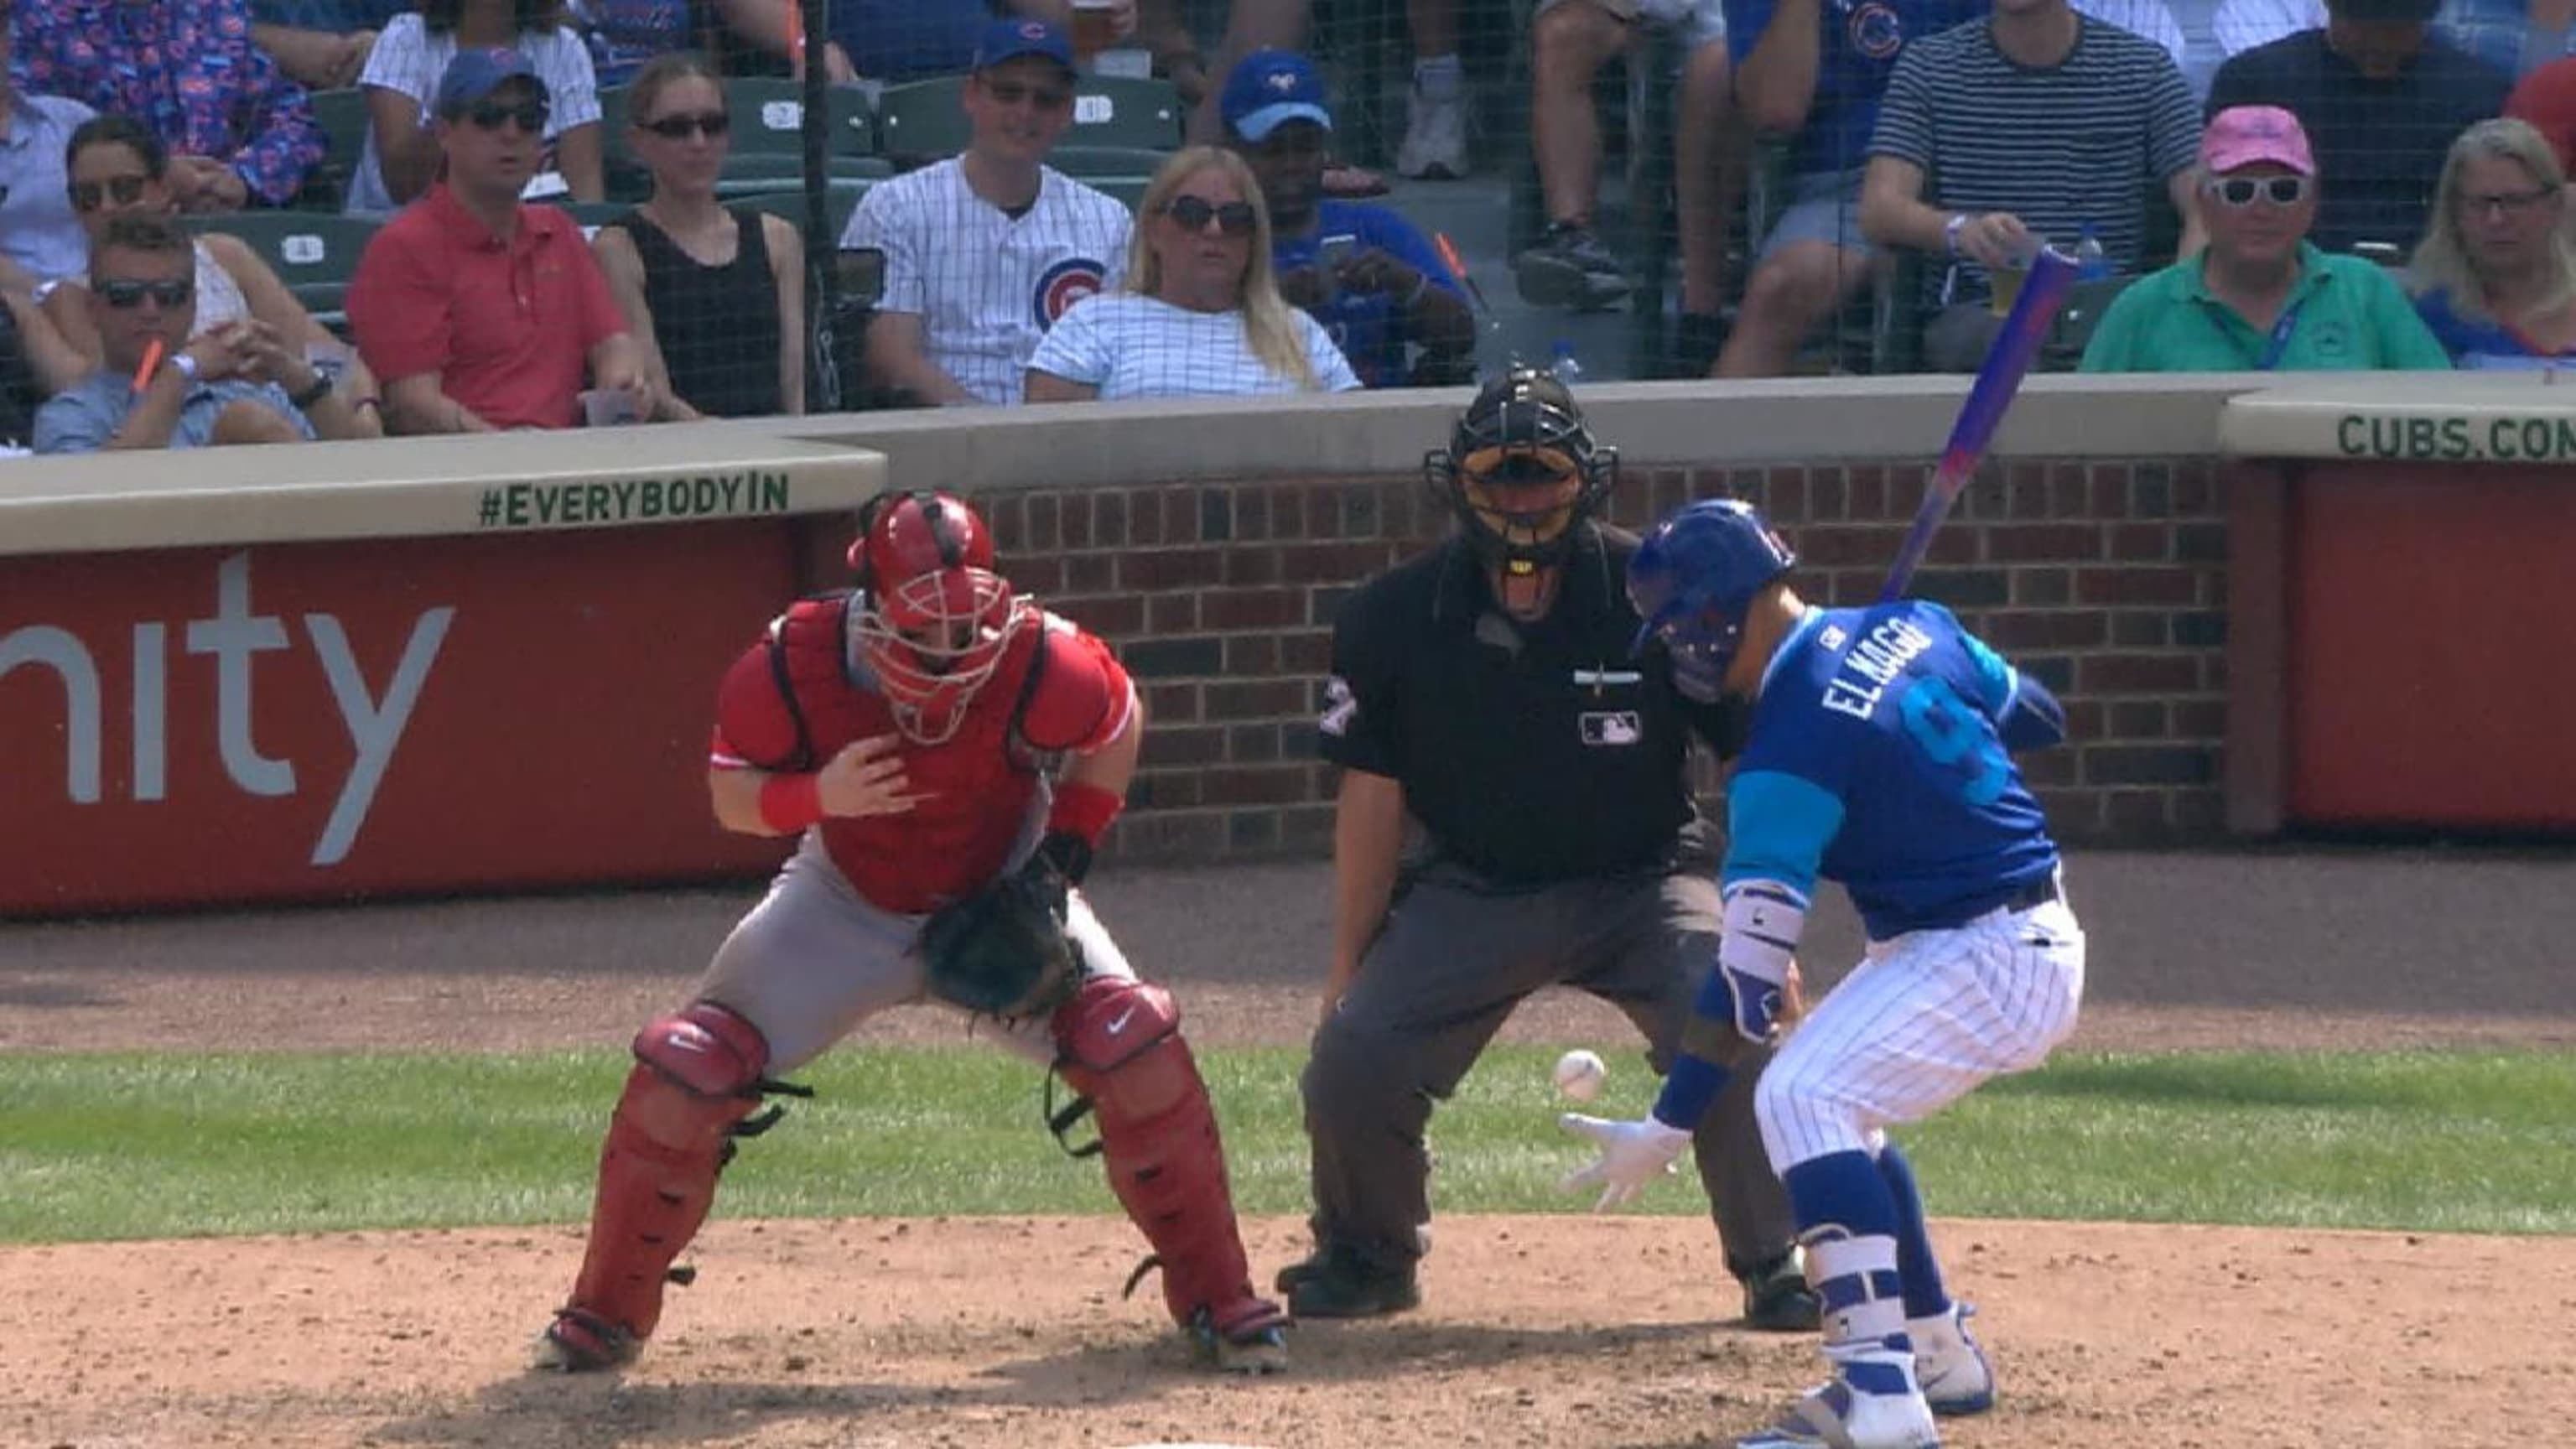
[1909,1302,1994,1416]
[1275,1249,1420,1319]
[1190,1306,1291,1374]
[1740,1248,1824,1332]
[530,1307,640,1373]
[1735,1341,1940,1449]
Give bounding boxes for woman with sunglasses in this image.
[1026,146,1358,400]
[592,52,803,418]
[43,116,385,435]
[2080,105,2449,372]
[2408,118,2576,368]
[349,0,605,216]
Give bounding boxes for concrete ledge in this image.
[0,418,887,557]
[2221,370,2576,463]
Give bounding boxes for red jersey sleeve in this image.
[708,634,804,771]
[1021,617,1135,755]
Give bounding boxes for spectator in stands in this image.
[714,0,1093,85]
[564,0,702,86]
[0,11,95,285]
[349,0,604,216]
[1712,0,1987,377]
[2408,116,2576,361]
[1026,145,1362,398]
[12,0,325,210]
[1513,0,1742,361]
[251,0,408,92]
[2220,0,2576,78]
[2080,104,2452,366]
[594,51,805,416]
[36,215,371,452]
[1862,0,2204,370]
[2504,52,2576,168]
[2206,0,2511,254]
[1222,50,1474,387]
[346,49,651,430]
[47,116,383,434]
[0,253,93,400]
[841,19,1132,407]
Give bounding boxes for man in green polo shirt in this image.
[2080,105,2453,372]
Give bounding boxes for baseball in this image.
[1552,1048,1607,1103]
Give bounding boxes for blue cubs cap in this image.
[436,47,543,113]
[973,18,1076,73]
[1223,49,1332,141]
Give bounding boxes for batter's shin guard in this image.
[553,1001,787,1361]
[1050,976,1288,1349]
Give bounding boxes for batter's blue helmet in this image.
[1627,499,1797,669]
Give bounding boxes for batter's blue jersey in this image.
[1725,601,2061,939]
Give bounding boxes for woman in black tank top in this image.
[591,51,807,418]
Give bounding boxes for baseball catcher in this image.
[532,490,1290,1375]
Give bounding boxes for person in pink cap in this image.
[2079,104,2452,371]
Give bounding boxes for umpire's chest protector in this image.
[769,593,1049,912]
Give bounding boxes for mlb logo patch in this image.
[1579,711,1641,746]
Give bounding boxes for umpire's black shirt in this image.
[1317,522,1745,886]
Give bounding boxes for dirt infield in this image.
[5,850,2574,1448]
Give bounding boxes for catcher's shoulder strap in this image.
[761,589,858,774]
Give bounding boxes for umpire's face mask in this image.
[1458,446,1583,575]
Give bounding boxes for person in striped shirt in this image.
[1859,0,2206,368]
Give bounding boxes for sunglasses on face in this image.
[2461,184,2558,219]
[98,278,193,309]
[1161,195,1258,236]
[2208,175,2308,208]
[464,101,549,133]
[639,110,730,139]
[983,80,1072,112]
[70,175,150,212]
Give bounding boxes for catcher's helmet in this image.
[1424,365,1618,577]
[1626,499,1796,677]
[848,491,1027,744]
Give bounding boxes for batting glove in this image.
[1557,1113,1693,1213]
[1722,963,1783,1046]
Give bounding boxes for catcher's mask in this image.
[1424,366,1618,579]
[848,491,1026,745]
[1626,498,1797,682]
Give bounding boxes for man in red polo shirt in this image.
[348,49,652,433]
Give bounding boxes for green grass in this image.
[2,1046,2569,1244]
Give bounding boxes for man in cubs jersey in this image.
[843,18,1134,406]
[532,491,1289,1377]
[1562,498,2085,1449]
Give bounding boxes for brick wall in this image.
[984,455,2236,865]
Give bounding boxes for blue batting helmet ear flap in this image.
[1626,498,1796,668]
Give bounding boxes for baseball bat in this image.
[1878,245,2079,603]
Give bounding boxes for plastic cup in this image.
[1988,260,2031,318]
[579,387,641,427]
[1070,0,1119,63]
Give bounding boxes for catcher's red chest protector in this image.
[719,592,1049,914]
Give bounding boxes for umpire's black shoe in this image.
[1275,1250,1420,1319]
[1739,1248,1822,1333]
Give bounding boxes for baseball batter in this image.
[1563,498,2085,1449]
[841,19,1133,407]
[532,491,1289,1376]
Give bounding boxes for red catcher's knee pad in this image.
[564,1001,771,1341]
[1052,976,1280,1337]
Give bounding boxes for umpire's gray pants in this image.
[1301,864,1798,1280]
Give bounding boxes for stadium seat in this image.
[875,74,1180,169]
[305,86,374,210]
[190,211,377,320]
[727,181,875,245]
[603,79,884,199]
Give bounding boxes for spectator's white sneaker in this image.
[1397,85,1468,179]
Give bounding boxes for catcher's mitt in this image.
[919,865,1080,1019]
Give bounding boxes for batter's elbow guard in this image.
[2000,676,2067,752]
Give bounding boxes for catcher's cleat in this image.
[1276,1249,1420,1319]
[1189,1306,1291,1375]
[1735,1340,1940,1449]
[530,1307,640,1374]
[1740,1247,1824,1333]
[1909,1302,1994,1417]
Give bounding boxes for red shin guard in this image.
[1052,975,1285,1338]
[563,1001,771,1342]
